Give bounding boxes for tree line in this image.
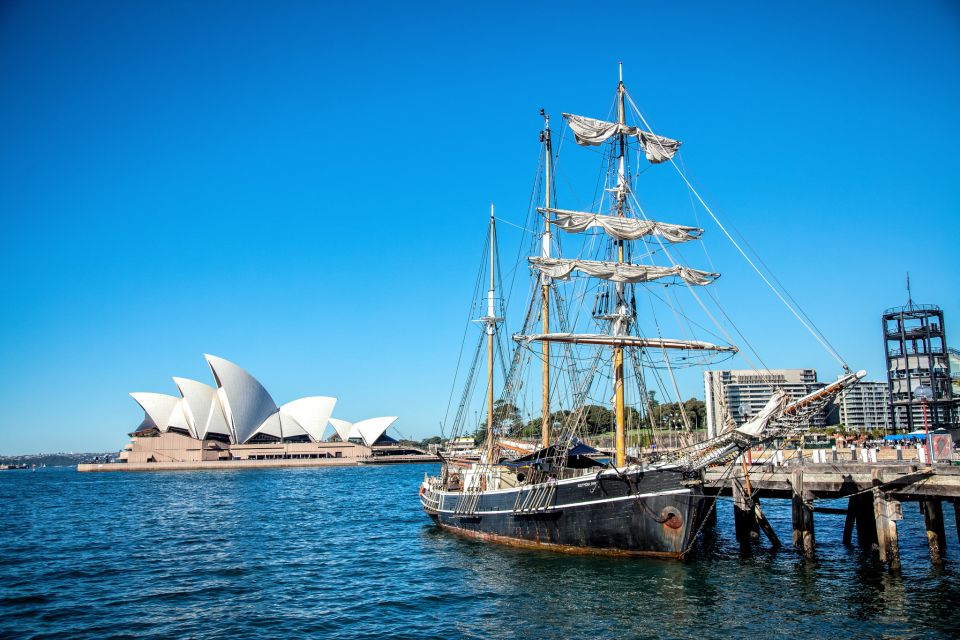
[474,394,708,443]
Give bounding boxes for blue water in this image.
[2,465,958,639]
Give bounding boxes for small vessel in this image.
[420,66,864,558]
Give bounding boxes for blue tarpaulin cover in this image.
[883,433,926,442]
[502,438,602,467]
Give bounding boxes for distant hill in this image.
[0,452,117,467]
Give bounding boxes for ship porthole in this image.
[517,472,526,482]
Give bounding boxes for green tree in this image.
[475,400,523,444]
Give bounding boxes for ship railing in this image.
[511,475,557,514]
[453,473,487,515]
[454,486,483,515]
[421,486,442,512]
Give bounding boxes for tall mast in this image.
[613,63,627,467]
[540,110,553,450]
[486,204,496,459]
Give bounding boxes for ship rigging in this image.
[422,65,865,558]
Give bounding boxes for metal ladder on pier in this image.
[511,482,557,515]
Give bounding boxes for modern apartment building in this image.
[836,379,890,430]
[703,369,825,438]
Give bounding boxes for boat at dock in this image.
[420,66,866,559]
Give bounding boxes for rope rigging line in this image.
[441,228,497,435]
[449,332,487,441]
[621,88,849,370]
[627,190,771,375]
[667,161,848,369]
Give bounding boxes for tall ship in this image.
[420,67,864,558]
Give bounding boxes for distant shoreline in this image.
[0,453,115,467]
[78,455,439,472]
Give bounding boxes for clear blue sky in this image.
[1,1,957,454]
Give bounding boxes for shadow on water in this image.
[1,465,958,639]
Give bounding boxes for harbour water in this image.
[2,465,958,639]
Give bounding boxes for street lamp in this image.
[913,384,933,464]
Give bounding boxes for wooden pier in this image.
[704,461,960,570]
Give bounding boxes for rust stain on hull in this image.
[435,520,686,560]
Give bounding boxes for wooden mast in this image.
[541,111,553,450]
[486,204,496,459]
[614,63,627,467]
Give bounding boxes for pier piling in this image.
[872,469,901,571]
[754,501,782,549]
[954,499,960,545]
[920,499,946,565]
[706,462,960,569]
[850,493,878,549]
[791,470,815,556]
[732,479,760,546]
[842,499,856,545]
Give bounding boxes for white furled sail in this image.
[514,333,737,352]
[529,257,718,285]
[735,390,789,438]
[563,113,681,163]
[541,208,702,242]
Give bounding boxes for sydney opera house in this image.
[115,354,409,467]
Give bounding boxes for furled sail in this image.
[540,208,702,242]
[529,257,719,285]
[563,113,681,163]
[735,390,789,438]
[514,333,738,352]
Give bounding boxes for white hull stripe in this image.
[441,465,685,497]
[427,488,692,515]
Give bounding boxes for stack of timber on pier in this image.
[705,462,960,569]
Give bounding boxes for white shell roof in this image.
[173,377,231,440]
[252,412,283,439]
[328,418,353,442]
[205,354,278,444]
[130,392,181,433]
[166,399,194,437]
[329,416,398,446]
[280,397,337,442]
[130,355,372,446]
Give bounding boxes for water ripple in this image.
[1,466,958,639]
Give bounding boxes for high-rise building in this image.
[836,378,890,430]
[882,301,955,431]
[703,369,826,438]
[949,347,960,397]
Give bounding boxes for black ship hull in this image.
[421,465,707,558]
